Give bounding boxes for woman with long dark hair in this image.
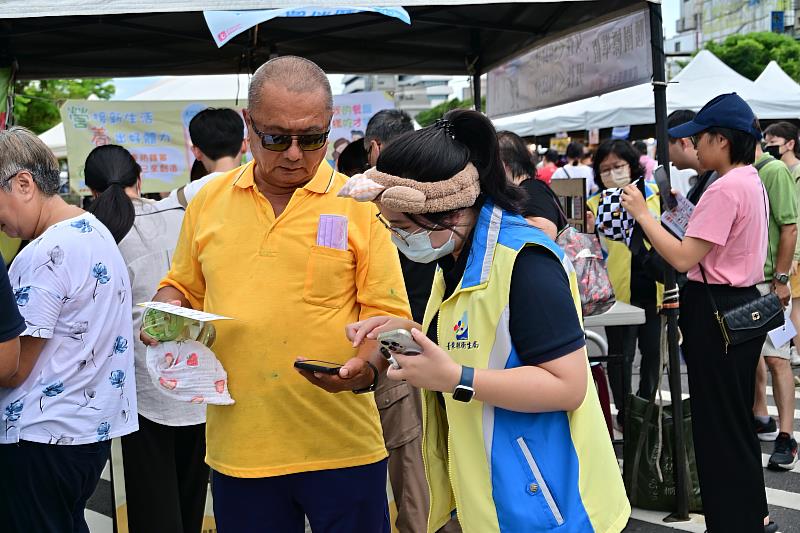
[587,139,663,429]
[85,145,209,533]
[621,93,773,532]
[335,110,630,532]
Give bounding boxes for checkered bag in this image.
[596,188,634,244]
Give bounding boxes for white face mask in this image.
[601,165,631,189]
[392,228,456,263]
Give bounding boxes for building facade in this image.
[341,74,453,117]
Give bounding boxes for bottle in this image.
[142,308,216,348]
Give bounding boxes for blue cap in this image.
[668,93,762,141]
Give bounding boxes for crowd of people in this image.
[0,54,797,533]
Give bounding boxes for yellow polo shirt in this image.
[160,160,411,478]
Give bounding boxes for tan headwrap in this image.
[337,163,480,214]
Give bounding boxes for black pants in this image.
[606,300,661,422]
[0,439,110,532]
[680,282,768,532]
[121,415,208,533]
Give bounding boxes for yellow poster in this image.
[61,100,243,195]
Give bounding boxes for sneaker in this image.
[755,417,779,442]
[767,432,799,471]
[764,521,778,533]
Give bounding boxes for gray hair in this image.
[248,56,333,114]
[0,126,60,195]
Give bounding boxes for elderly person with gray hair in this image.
[0,126,137,533]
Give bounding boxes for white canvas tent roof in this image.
[749,61,800,119]
[494,50,800,136]
[39,74,251,158]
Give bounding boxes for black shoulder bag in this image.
[698,174,783,354]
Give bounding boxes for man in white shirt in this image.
[165,108,248,208]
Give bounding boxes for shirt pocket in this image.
[303,245,356,309]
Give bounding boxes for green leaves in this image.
[705,31,800,81]
[415,96,486,127]
[13,78,115,134]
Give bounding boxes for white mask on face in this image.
[391,229,456,263]
[601,165,631,189]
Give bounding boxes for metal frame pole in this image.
[648,1,690,521]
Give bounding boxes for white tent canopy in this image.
[39,74,251,158]
[494,50,800,136]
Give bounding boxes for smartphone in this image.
[377,329,423,369]
[653,165,678,210]
[294,360,343,375]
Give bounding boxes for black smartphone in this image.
[294,360,343,375]
[653,165,678,210]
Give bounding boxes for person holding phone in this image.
[335,110,630,532]
[620,93,775,533]
[586,139,663,430]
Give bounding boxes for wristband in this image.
[352,361,379,394]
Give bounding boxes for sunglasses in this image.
[249,119,329,152]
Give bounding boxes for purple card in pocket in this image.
[316,215,349,250]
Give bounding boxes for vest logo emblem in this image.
[454,311,469,340]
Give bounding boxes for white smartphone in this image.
[377,329,423,369]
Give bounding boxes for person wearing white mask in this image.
[586,139,663,433]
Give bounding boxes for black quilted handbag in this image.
[698,264,784,354]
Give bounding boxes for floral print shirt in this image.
[1,213,138,445]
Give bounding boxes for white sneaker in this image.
[791,346,800,367]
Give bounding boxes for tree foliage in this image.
[415,96,487,127]
[13,79,115,134]
[705,31,800,81]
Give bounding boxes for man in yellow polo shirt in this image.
[145,56,410,532]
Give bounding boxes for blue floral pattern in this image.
[0,214,137,445]
[91,263,110,300]
[39,381,65,412]
[110,336,128,357]
[96,422,111,441]
[70,219,93,233]
[14,286,30,307]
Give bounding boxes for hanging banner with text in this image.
[0,67,12,130]
[61,91,394,195]
[61,100,242,195]
[487,8,652,118]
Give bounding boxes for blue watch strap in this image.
[459,365,475,388]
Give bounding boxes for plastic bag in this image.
[146,340,234,405]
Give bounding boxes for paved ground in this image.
[85,326,800,533]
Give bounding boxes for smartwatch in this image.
[452,366,475,403]
[775,273,790,285]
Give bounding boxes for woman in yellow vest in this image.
[340,110,630,532]
[586,139,663,429]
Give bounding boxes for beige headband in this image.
[337,163,480,214]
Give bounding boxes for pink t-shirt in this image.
[685,165,768,287]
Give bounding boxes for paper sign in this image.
[660,195,695,240]
[768,309,796,349]
[137,302,234,322]
[204,7,411,48]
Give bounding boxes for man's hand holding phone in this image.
[294,356,377,393]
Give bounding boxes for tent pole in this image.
[473,71,482,112]
[471,29,482,112]
[649,1,690,522]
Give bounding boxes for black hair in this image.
[764,121,800,157]
[497,131,536,181]
[593,139,646,193]
[667,109,697,141]
[632,140,648,156]
[84,145,140,243]
[543,149,559,163]
[188,108,244,161]
[703,125,757,165]
[565,141,584,163]
[376,108,524,229]
[337,140,369,177]
[365,109,414,145]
